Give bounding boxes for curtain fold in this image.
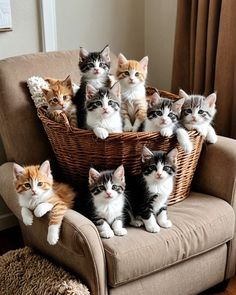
[172,0,236,138]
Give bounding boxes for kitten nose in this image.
[156,172,162,178]
[192,116,197,122]
[31,190,36,195]
[161,118,167,124]
[106,192,112,198]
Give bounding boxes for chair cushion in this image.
[102,192,235,287]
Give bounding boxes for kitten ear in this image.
[86,84,97,100]
[139,56,149,71]
[142,146,154,162]
[13,163,25,179]
[79,47,89,60]
[42,88,50,96]
[89,168,101,185]
[100,45,110,63]
[173,97,185,112]
[118,53,128,66]
[39,160,51,177]
[113,165,125,183]
[149,91,161,106]
[44,77,58,85]
[62,75,72,88]
[179,89,189,101]
[205,92,216,108]
[110,82,120,99]
[167,148,178,165]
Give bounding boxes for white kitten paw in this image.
[23,215,33,226]
[47,224,60,245]
[100,228,114,239]
[34,203,53,217]
[94,128,109,139]
[207,133,217,144]
[158,219,172,228]
[123,123,133,132]
[145,223,160,233]
[160,128,173,137]
[130,219,143,227]
[114,228,127,236]
[195,127,207,137]
[181,141,193,154]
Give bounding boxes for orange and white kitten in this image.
[42,75,77,127]
[117,53,148,132]
[13,160,76,245]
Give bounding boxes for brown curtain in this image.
[172,0,236,139]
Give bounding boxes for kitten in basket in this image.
[116,53,149,132]
[144,91,193,153]
[75,165,128,239]
[73,45,112,128]
[42,75,77,127]
[179,89,217,143]
[127,146,178,233]
[13,160,76,245]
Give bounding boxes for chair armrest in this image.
[0,162,108,295]
[192,136,236,206]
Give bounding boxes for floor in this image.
[0,226,235,295]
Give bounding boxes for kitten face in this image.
[85,83,121,119]
[179,90,216,125]
[89,166,125,202]
[79,45,110,79]
[141,147,177,184]
[14,161,53,202]
[147,92,184,128]
[117,53,148,88]
[42,76,73,111]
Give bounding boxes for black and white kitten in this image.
[128,147,177,233]
[144,92,193,153]
[85,82,122,139]
[73,45,111,128]
[85,165,127,239]
[179,89,217,143]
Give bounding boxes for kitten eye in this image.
[135,72,139,77]
[149,165,157,172]
[186,109,192,114]
[63,95,67,100]
[198,110,204,114]
[37,182,43,186]
[163,166,173,173]
[124,71,129,76]
[88,63,94,67]
[95,101,102,107]
[112,185,118,190]
[24,183,31,188]
[99,62,104,67]
[98,185,105,191]
[52,98,58,103]
[156,110,162,116]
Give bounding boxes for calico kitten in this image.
[128,147,177,233]
[42,75,77,127]
[179,89,217,143]
[144,92,193,153]
[13,160,75,245]
[116,53,148,132]
[79,165,127,239]
[73,45,111,128]
[85,82,122,139]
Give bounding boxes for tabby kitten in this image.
[144,92,193,153]
[73,45,111,128]
[81,165,127,239]
[85,82,122,139]
[128,147,177,233]
[42,75,77,127]
[13,160,75,245]
[116,53,148,132]
[179,89,217,143]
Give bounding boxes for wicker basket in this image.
[37,89,204,205]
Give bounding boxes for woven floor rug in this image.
[0,246,90,295]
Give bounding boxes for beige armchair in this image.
[0,50,236,295]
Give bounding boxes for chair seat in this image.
[102,192,235,287]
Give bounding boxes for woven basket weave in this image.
[37,88,204,205]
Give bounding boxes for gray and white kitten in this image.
[88,165,127,239]
[179,89,217,143]
[144,92,193,153]
[85,82,123,139]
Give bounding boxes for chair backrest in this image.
[0,50,81,165]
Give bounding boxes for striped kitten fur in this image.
[42,75,77,127]
[73,45,111,128]
[77,166,127,239]
[179,89,217,143]
[116,53,148,132]
[14,160,75,245]
[127,147,177,233]
[144,92,193,153]
[85,82,122,139]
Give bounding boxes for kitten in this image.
[85,82,122,139]
[73,45,111,128]
[144,92,193,153]
[42,75,77,127]
[79,165,127,239]
[179,89,217,143]
[128,147,177,233]
[13,160,75,245]
[116,53,148,132]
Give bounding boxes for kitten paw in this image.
[123,124,133,132]
[160,128,173,137]
[207,133,217,144]
[195,127,207,137]
[34,203,53,217]
[114,228,127,236]
[130,219,143,227]
[181,141,193,154]
[47,232,59,245]
[23,215,33,226]
[158,219,172,228]
[100,229,114,239]
[145,223,160,233]
[94,128,109,139]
